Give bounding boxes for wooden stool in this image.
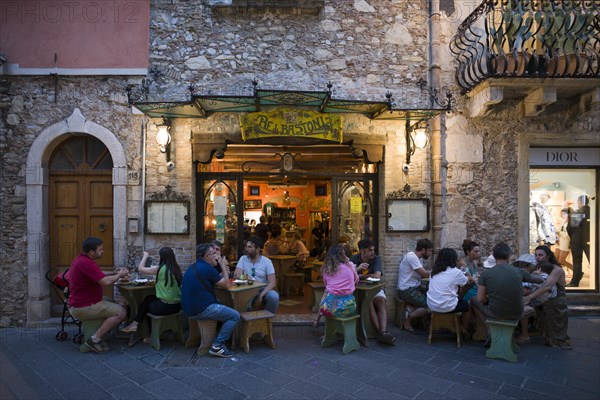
[185,318,217,356]
[321,315,360,355]
[147,311,186,351]
[79,318,105,353]
[308,283,325,313]
[394,297,406,329]
[283,272,305,297]
[428,311,463,348]
[486,319,519,363]
[239,310,275,353]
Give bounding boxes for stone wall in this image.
[2,0,598,325]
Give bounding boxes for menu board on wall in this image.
[145,201,189,235]
[386,199,430,232]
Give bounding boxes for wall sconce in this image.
[155,118,174,170]
[404,119,429,172]
[155,118,171,154]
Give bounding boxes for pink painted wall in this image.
[0,0,150,69]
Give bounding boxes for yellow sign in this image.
[241,108,342,143]
[350,197,362,214]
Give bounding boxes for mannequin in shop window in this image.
[554,208,573,279]
[567,195,591,287]
[531,192,557,247]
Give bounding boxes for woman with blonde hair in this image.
[318,244,359,319]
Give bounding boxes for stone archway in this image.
[26,108,127,324]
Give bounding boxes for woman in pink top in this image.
[319,244,360,318]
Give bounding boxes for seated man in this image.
[66,237,129,353]
[181,243,240,358]
[396,238,433,331]
[235,236,279,314]
[350,239,395,344]
[470,242,543,345]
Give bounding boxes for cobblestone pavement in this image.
[1,317,599,400]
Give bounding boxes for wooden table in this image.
[215,281,267,313]
[116,282,155,345]
[311,260,324,281]
[268,255,297,294]
[354,280,387,346]
[215,281,267,348]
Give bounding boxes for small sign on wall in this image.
[128,169,140,185]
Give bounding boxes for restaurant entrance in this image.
[196,144,379,314]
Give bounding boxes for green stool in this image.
[321,315,360,355]
[147,311,186,351]
[486,319,520,363]
[79,319,105,353]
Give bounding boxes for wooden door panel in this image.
[89,181,113,209]
[54,216,80,267]
[89,215,113,269]
[53,181,80,210]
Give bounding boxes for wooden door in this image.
[48,135,115,314]
[49,174,114,311]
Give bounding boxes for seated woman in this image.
[263,224,289,257]
[318,244,359,321]
[290,231,310,264]
[523,246,572,350]
[121,248,183,340]
[426,248,474,336]
[460,240,481,303]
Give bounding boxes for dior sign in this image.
[529,147,600,166]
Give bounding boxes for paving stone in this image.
[194,382,247,400]
[125,369,168,385]
[285,379,335,399]
[522,376,599,400]
[431,368,503,394]
[444,382,515,400]
[142,376,200,399]
[62,383,112,400]
[309,370,363,396]
[105,382,159,400]
[268,388,312,399]
[415,389,460,400]
[353,384,410,399]
[242,365,297,386]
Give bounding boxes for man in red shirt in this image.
[66,237,129,353]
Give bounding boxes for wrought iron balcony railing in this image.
[450,0,599,93]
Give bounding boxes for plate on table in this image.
[132,278,149,285]
[366,277,381,283]
[232,279,247,286]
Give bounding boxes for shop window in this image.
[529,168,596,290]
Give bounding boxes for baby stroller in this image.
[45,269,84,344]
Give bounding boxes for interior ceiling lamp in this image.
[155,118,171,154]
[404,119,429,171]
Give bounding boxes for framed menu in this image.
[145,201,190,235]
[386,198,430,232]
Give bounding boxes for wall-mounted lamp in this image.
[155,118,174,170]
[155,118,171,154]
[404,119,429,172]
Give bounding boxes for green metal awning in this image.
[133,88,446,121]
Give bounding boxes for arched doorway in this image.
[48,136,115,313]
[26,108,128,323]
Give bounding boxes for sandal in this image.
[401,308,415,332]
[121,322,138,333]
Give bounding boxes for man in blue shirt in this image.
[181,243,239,358]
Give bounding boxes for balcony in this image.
[450,0,600,117]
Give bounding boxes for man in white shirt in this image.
[396,238,433,331]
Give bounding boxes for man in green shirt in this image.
[470,243,542,339]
